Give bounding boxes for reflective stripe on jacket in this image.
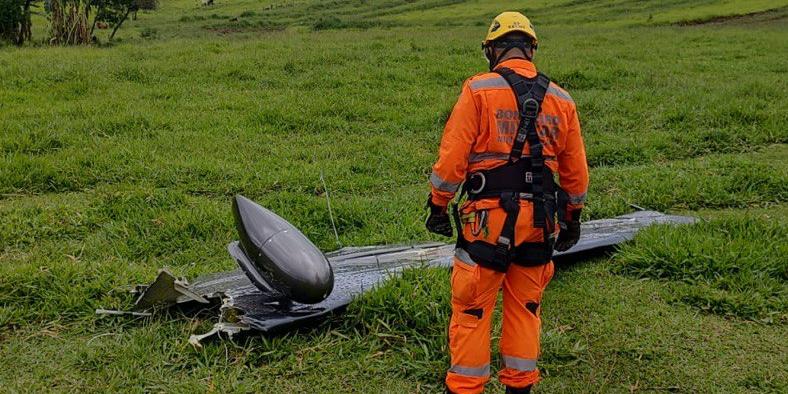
[430,58,589,211]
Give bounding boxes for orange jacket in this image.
[430,59,589,212]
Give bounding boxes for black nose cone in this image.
[232,195,334,304]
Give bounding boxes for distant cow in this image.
[96,21,109,29]
[202,0,213,5]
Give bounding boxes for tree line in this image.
[0,0,157,45]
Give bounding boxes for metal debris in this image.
[105,210,695,345]
[188,322,249,348]
[132,269,210,310]
[95,309,153,317]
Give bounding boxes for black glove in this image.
[425,196,452,237]
[554,209,581,252]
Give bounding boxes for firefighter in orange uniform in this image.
[425,12,589,394]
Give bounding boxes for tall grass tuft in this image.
[614,216,787,323]
[342,267,452,381]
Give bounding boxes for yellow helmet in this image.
[483,11,537,46]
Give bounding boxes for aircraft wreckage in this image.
[99,195,695,345]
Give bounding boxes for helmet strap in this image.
[484,45,498,71]
[485,41,533,71]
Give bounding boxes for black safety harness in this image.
[452,67,557,272]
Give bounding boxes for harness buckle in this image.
[494,242,510,266]
[499,192,520,213]
[495,236,512,262]
[522,98,539,119]
[525,172,532,183]
[468,172,486,195]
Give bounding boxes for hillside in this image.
[1,0,786,392]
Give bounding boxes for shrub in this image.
[312,15,344,31]
[0,0,32,45]
[135,0,156,10]
[139,26,157,39]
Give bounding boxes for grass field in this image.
[1,0,787,392]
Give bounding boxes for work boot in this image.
[505,385,532,394]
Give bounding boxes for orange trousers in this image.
[445,253,554,394]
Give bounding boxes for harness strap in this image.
[496,191,520,262]
[452,69,555,270]
[495,68,551,229]
[496,68,550,164]
[466,159,536,200]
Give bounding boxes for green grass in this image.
[615,208,788,322]
[1,0,787,392]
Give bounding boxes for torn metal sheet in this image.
[111,210,695,343]
[132,269,210,310]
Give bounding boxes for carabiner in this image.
[471,210,488,236]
